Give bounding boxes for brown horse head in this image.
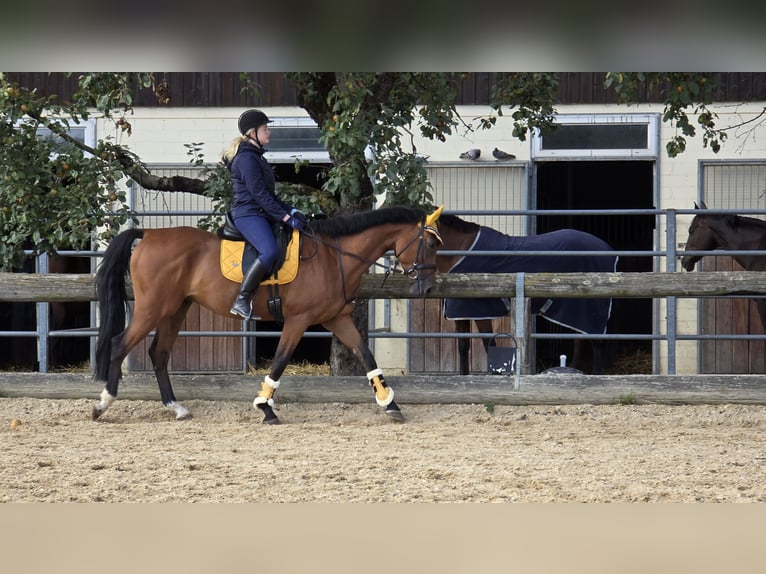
[681,201,747,271]
[681,201,766,271]
[681,202,713,271]
[394,206,443,296]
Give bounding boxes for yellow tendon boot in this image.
[367,368,394,406]
[253,375,280,407]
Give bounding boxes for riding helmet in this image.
[238,109,272,135]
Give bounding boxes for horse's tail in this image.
[94,228,144,382]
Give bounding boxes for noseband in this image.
[301,215,440,303]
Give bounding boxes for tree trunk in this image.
[329,171,375,376]
[330,302,368,376]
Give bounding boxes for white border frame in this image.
[263,115,330,164]
[531,113,660,159]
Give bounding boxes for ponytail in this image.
[222,133,249,163]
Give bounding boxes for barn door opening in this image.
[534,160,655,373]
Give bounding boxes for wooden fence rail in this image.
[3,271,766,302]
[3,271,766,404]
[3,372,766,405]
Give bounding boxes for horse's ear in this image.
[425,205,444,227]
[700,201,708,209]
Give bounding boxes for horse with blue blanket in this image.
[435,213,618,374]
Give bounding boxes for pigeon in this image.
[459,148,481,160]
[492,147,515,161]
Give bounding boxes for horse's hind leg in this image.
[148,300,193,419]
[92,314,157,420]
[322,314,404,422]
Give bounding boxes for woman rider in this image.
[223,109,306,320]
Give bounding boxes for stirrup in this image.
[230,300,261,321]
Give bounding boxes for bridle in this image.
[391,217,441,281]
[299,215,442,303]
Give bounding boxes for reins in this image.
[298,217,436,303]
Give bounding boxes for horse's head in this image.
[681,201,717,271]
[394,206,443,296]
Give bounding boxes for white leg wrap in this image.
[366,368,383,379]
[97,388,115,411]
[165,401,191,420]
[253,376,280,407]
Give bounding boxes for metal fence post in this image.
[514,272,525,389]
[36,253,49,373]
[665,209,677,374]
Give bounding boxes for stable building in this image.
[3,73,765,375]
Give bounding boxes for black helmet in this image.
[238,109,272,135]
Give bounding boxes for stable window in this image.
[264,117,329,164]
[532,113,659,159]
[35,121,96,149]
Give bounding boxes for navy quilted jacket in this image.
[229,141,291,221]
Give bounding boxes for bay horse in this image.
[435,214,618,374]
[681,201,766,330]
[93,205,444,424]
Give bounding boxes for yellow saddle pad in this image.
[220,230,300,285]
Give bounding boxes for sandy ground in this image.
[1,397,764,502]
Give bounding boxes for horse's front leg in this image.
[322,314,403,422]
[455,319,471,375]
[591,341,606,375]
[254,317,309,425]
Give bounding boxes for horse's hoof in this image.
[385,401,405,423]
[166,402,192,420]
[91,406,103,421]
[257,403,281,425]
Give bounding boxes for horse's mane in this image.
[437,213,481,234]
[734,214,766,229]
[702,212,766,230]
[309,206,427,238]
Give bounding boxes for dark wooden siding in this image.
[700,255,766,374]
[7,73,766,107]
[128,302,244,372]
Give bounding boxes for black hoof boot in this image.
[385,400,405,423]
[257,403,281,425]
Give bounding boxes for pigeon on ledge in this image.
[492,147,516,160]
[459,148,481,160]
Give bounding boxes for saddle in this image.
[217,212,299,285]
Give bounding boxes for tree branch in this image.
[720,106,766,132]
[25,109,208,196]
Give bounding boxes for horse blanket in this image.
[443,227,618,334]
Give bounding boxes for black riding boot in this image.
[230,258,270,320]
